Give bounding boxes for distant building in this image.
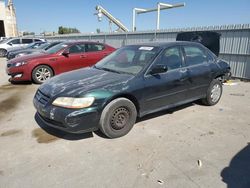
[0,0,18,37]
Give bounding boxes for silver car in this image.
[0,37,46,57]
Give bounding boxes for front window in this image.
[154,47,182,70]
[46,43,68,54]
[8,39,21,45]
[69,44,85,54]
[95,46,161,75]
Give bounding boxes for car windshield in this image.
[95,46,161,75]
[27,43,43,49]
[36,43,50,49]
[46,43,68,54]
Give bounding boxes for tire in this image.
[0,49,7,57]
[202,79,223,106]
[32,65,54,84]
[99,98,137,138]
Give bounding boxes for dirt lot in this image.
[0,57,249,188]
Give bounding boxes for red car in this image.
[6,41,115,84]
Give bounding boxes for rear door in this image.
[142,46,190,114]
[182,45,212,99]
[84,43,108,66]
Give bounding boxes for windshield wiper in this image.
[93,66,121,74]
[100,67,122,74]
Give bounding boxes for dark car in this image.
[6,42,46,59]
[6,41,61,60]
[6,41,115,84]
[33,41,231,138]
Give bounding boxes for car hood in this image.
[8,52,50,63]
[39,67,134,98]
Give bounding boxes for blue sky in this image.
[11,0,250,34]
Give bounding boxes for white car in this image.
[0,38,46,57]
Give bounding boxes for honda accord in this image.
[33,42,231,138]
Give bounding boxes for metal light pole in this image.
[132,2,185,31]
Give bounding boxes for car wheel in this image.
[202,79,223,106]
[0,49,7,57]
[99,98,137,138]
[32,65,54,84]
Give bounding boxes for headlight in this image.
[14,61,27,67]
[16,53,26,58]
[52,97,95,109]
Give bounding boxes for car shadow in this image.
[34,113,94,140]
[10,80,32,85]
[221,143,250,188]
[137,102,195,123]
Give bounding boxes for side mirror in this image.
[8,42,13,46]
[62,50,70,56]
[150,65,168,75]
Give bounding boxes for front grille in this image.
[35,90,51,106]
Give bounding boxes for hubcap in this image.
[36,68,51,82]
[211,84,221,103]
[0,49,6,56]
[110,107,130,130]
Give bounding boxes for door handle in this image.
[80,55,86,58]
[180,68,187,73]
[103,53,108,56]
[49,58,57,61]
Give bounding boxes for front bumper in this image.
[6,64,31,82]
[6,52,16,60]
[33,94,100,133]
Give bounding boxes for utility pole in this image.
[132,2,185,32]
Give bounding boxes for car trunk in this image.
[176,31,221,56]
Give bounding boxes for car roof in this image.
[127,41,203,48]
[63,41,103,45]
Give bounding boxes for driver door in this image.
[142,46,190,114]
[7,39,21,50]
[58,44,87,73]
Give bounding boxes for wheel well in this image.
[215,74,225,82]
[108,94,140,115]
[31,64,55,79]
